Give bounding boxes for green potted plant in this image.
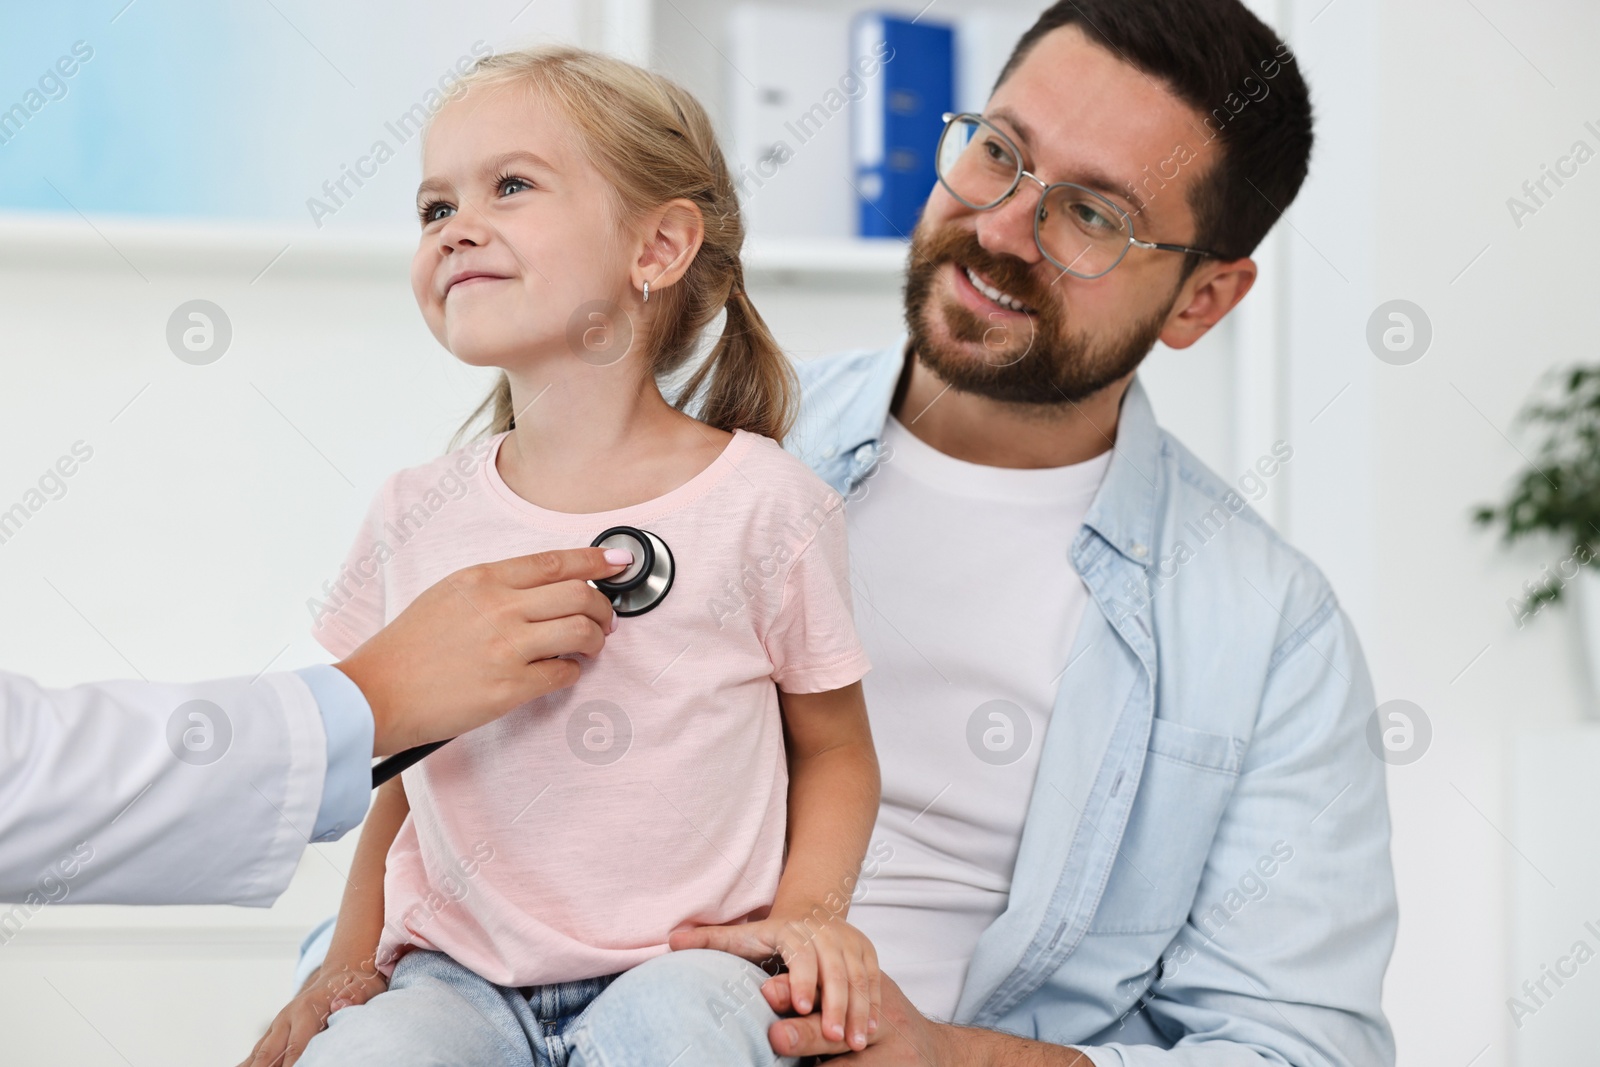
[1475,366,1600,643]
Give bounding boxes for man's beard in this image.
[903,223,1177,407]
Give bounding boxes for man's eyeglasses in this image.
[933,112,1225,279]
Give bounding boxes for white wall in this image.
[1194,1,1600,1061]
[1316,0,1600,1064]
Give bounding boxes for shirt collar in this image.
[845,335,1162,569]
[1081,377,1161,569]
[839,335,908,456]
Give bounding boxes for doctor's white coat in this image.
[0,669,328,907]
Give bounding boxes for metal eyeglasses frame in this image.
[935,111,1227,279]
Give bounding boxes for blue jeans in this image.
[296,947,799,1067]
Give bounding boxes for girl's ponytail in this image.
[676,281,796,444]
[451,373,513,451]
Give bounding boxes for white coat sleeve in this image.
[0,668,328,907]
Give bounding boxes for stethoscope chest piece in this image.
[590,526,674,616]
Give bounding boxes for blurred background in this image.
[0,0,1594,1063]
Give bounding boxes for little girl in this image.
[242,47,881,1067]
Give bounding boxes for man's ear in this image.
[1160,257,1257,350]
[631,198,705,296]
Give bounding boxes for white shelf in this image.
[0,214,906,282]
[744,235,906,279]
[0,214,413,277]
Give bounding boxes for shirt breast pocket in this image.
[1086,718,1245,936]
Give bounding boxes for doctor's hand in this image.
[238,955,387,1067]
[335,546,631,756]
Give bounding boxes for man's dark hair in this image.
[996,0,1313,265]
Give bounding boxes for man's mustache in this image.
[913,227,1056,317]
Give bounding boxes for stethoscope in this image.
[369,526,674,788]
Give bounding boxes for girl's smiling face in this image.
[411,85,630,370]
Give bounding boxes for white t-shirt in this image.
[845,414,1111,1021]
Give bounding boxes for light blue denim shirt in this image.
[787,338,1397,1067]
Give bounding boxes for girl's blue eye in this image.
[419,175,531,225]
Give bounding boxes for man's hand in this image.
[763,971,1093,1066]
[335,547,631,756]
[763,968,943,1064]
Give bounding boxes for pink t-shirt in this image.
[311,429,871,987]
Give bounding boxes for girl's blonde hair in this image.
[441,46,796,445]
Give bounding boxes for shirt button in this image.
[1130,543,1148,558]
[823,446,838,459]
[853,444,875,466]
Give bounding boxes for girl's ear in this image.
[631,198,705,297]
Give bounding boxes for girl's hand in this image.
[669,915,881,1052]
[237,957,388,1067]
